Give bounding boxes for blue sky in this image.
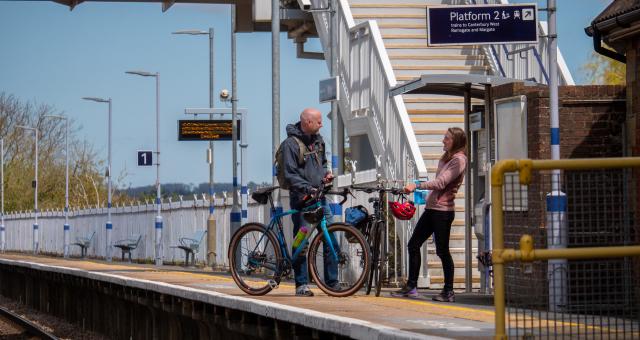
[0,0,611,189]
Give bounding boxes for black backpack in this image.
[274,136,322,190]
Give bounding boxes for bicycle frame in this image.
[247,199,340,275]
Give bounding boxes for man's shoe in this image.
[390,285,418,298]
[432,290,455,302]
[295,285,315,297]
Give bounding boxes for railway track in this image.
[0,305,59,339]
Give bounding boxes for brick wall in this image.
[626,36,640,306]
[492,83,626,159]
[491,84,637,313]
[492,83,628,249]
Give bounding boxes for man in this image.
[282,108,335,296]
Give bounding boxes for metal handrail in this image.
[490,157,640,340]
[310,0,425,181]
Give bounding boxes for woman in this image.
[392,127,467,302]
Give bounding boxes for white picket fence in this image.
[1,173,412,282]
[1,196,277,266]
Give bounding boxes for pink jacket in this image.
[420,151,467,211]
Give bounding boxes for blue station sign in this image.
[427,4,538,46]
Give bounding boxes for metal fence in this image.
[1,173,410,276]
[491,158,640,339]
[0,196,273,266]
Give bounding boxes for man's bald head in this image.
[300,108,323,135]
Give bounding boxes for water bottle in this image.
[414,178,428,205]
[292,226,308,248]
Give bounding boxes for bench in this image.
[71,231,95,258]
[113,234,142,263]
[171,230,207,266]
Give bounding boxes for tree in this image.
[0,92,122,213]
[582,50,626,85]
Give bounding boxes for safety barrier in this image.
[491,158,640,339]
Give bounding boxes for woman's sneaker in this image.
[432,290,455,302]
[391,285,418,298]
[295,285,314,297]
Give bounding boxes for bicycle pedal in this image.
[267,279,279,289]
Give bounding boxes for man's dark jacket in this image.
[282,122,327,209]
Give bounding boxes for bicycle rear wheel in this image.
[308,223,370,297]
[374,222,385,297]
[228,223,282,296]
[365,221,380,295]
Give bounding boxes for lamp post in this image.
[126,70,163,266]
[44,115,70,257]
[172,28,218,267]
[17,125,39,254]
[231,5,241,240]
[0,138,4,253]
[82,96,112,261]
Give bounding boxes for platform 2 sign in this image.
[427,4,538,46]
[178,120,241,141]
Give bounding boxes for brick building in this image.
[586,0,640,295]
[491,83,637,313]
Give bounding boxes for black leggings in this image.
[407,209,455,291]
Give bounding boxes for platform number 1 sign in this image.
[137,151,153,166]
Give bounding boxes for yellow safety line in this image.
[167,271,300,289]
[361,295,495,316]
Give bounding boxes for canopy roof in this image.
[390,74,537,99]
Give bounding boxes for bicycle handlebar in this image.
[326,187,351,205]
[350,184,406,196]
[305,182,407,207]
[304,184,352,206]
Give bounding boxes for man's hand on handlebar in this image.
[323,172,334,184]
[302,184,352,206]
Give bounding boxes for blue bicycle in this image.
[228,184,371,297]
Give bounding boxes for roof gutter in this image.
[590,27,626,64]
[585,7,640,64]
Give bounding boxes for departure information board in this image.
[178,120,240,141]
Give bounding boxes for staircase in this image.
[307,0,572,290]
[349,0,484,289]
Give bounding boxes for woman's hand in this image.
[404,182,417,193]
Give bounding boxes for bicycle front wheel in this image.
[228,223,282,296]
[308,223,370,297]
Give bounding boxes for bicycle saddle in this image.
[251,186,279,205]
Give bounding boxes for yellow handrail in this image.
[491,157,640,340]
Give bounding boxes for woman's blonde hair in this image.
[441,127,467,162]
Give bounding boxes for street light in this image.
[172,27,218,267]
[125,70,163,266]
[0,138,4,253]
[44,114,70,258]
[82,96,113,261]
[17,125,39,254]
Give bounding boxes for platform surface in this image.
[0,254,496,339]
